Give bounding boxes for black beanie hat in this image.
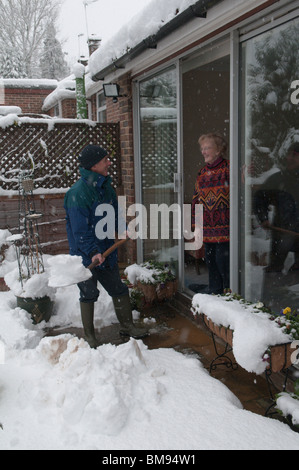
[79,145,108,170]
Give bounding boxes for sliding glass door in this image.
[240,17,299,313]
[181,41,230,294]
[138,66,180,274]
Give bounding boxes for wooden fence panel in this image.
[0,120,121,256]
[0,194,68,256]
[0,121,121,191]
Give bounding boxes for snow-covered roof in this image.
[88,0,222,81]
[2,78,58,89]
[42,75,76,111]
[0,106,22,116]
[43,0,224,108]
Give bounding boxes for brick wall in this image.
[47,99,77,119]
[3,87,56,115]
[90,95,97,121]
[103,73,137,265]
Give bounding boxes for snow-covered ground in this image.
[0,255,299,450]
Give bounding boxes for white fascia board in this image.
[126,0,280,77]
[88,0,294,88]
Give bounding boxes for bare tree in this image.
[0,0,61,78]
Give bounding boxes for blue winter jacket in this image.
[64,167,120,269]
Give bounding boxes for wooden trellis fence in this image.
[0,120,121,191]
[0,120,121,256]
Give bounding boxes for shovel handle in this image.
[87,238,128,270]
[270,225,299,238]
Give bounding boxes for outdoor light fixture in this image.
[103,83,127,103]
[103,83,120,97]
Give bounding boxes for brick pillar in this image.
[106,73,137,265]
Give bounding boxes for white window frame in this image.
[97,91,107,123]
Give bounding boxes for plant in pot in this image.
[4,173,55,324]
[192,293,299,375]
[152,261,178,301]
[124,260,177,304]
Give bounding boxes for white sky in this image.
[58,0,153,65]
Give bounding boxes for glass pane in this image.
[240,18,299,313]
[97,109,106,123]
[182,53,230,294]
[98,92,106,108]
[139,67,178,273]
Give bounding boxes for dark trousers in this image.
[204,242,230,294]
[269,232,299,270]
[78,264,128,303]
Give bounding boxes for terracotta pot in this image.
[156,280,178,300]
[156,283,168,301]
[137,282,157,303]
[268,342,299,373]
[202,314,298,373]
[213,323,221,338]
[226,328,233,346]
[219,326,232,345]
[167,280,178,298]
[203,314,234,346]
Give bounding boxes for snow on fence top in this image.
[0,117,121,193]
[2,78,58,89]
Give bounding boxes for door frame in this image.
[179,36,234,295]
[132,33,239,295]
[132,61,182,277]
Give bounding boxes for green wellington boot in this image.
[80,302,100,348]
[112,295,149,339]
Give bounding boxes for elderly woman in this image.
[191,133,230,295]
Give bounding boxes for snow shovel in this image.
[48,238,127,288]
[270,226,299,239]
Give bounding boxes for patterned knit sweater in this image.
[192,157,230,243]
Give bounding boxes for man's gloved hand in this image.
[91,253,105,265]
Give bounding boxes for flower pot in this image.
[154,280,178,301]
[165,280,178,298]
[268,342,299,373]
[203,315,233,347]
[17,295,54,324]
[137,282,157,303]
[219,326,233,346]
[156,283,168,301]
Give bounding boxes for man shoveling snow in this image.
[63,145,148,347]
